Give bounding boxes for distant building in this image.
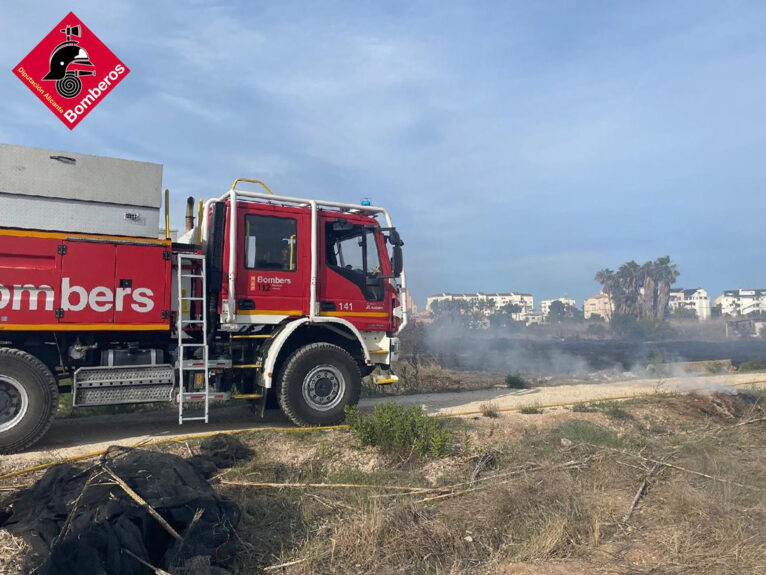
[425,292,535,320]
[524,312,546,326]
[724,317,766,338]
[668,288,710,320]
[541,297,576,317]
[716,289,766,317]
[583,293,612,321]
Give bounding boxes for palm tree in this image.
[652,256,679,319]
[595,268,614,290]
[638,261,656,320]
[596,257,679,321]
[616,261,641,316]
[595,268,620,312]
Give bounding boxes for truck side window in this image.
[325,222,383,301]
[244,215,298,271]
[334,234,365,272]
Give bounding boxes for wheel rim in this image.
[0,376,29,433]
[301,364,346,412]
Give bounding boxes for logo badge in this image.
[13,12,129,129]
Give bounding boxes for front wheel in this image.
[0,348,58,454]
[278,343,361,426]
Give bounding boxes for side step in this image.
[182,359,232,369]
[180,391,230,402]
[373,374,399,386]
[73,364,175,406]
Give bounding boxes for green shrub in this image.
[556,420,622,448]
[481,401,499,418]
[648,349,664,365]
[738,360,765,372]
[596,401,633,420]
[505,373,529,389]
[571,403,597,413]
[738,388,766,404]
[519,405,542,414]
[345,403,454,457]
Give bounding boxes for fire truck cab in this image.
[0,146,407,454]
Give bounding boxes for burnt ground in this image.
[428,336,766,373]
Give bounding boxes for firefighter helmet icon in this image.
[42,24,95,99]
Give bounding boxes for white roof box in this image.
[0,143,163,238]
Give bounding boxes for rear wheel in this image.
[0,349,58,454]
[278,343,361,426]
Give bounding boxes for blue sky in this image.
[3,1,766,308]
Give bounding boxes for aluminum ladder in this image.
[176,253,209,424]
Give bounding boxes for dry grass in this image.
[2,392,764,574]
[288,464,607,574]
[366,360,506,396]
[281,393,765,574]
[0,530,30,575]
[480,401,499,418]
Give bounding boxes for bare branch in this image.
[102,465,182,541]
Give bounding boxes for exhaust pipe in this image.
[185,196,195,232]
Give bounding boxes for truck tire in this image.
[277,343,361,426]
[0,348,59,454]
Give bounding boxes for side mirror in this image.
[388,229,404,246]
[206,202,227,292]
[392,245,403,277]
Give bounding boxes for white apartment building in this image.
[425,292,535,319]
[540,297,576,317]
[524,312,546,326]
[668,288,710,320]
[583,293,612,321]
[716,289,766,317]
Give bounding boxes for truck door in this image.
[234,205,309,321]
[59,241,116,324]
[114,244,170,325]
[318,218,391,331]
[0,234,61,328]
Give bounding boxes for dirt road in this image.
[1,372,764,473]
[366,372,766,415]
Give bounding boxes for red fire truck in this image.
[0,145,407,453]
